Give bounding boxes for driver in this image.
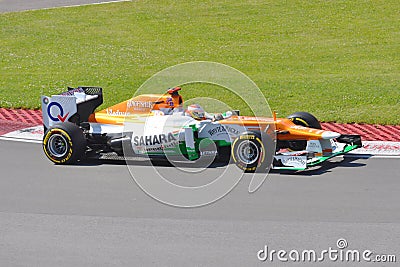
[185,104,208,120]
[185,104,233,121]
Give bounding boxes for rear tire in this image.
[286,112,322,151]
[232,131,274,173]
[43,122,86,164]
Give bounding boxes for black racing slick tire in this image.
[232,131,274,173]
[287,112,322,129]
[43,122,86,164]
[286,112,322,151]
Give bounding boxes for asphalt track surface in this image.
[0,140,399,266]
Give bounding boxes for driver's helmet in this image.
[185,104,206,120]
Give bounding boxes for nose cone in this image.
[321,131,341,139]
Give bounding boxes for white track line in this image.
[0,136,42,144]
[18,0,132,12]
[1,126,399,158]
[0,136,399,159]
[52,0,132,8]
[344,154,400,159]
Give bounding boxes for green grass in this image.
[1,0,399,124]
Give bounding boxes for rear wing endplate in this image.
[41,87,103,131]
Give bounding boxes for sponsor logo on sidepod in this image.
[207,125,240,136]
[132,133,177,146]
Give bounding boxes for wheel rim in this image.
[47,134,68,157]
[237,140,259,165]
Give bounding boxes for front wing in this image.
[272,135,362,171]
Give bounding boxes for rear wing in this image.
[41,87,103,131]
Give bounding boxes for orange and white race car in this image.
[41,86,362,172]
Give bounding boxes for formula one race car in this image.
[41,86,362,172]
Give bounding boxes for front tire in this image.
[232,131,274,173]
[286,112,322,151]
[287,111,322,129]
[43,122,86,164]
